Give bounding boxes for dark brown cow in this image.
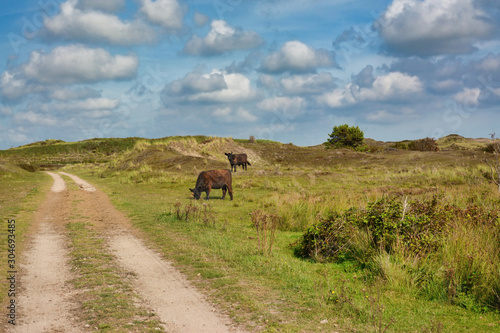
[224,152,251,172]
[190,169,233,200]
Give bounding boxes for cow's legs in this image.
[221,186,227,199]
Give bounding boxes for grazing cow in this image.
[224,152,251,172]
[190,169,233,200]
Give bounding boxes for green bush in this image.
[294,196,500,310]
[325,124,364,149]
[294,196,446,262]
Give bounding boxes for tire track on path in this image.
[7,172,83,333]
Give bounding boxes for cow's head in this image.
[189,187,202,200]
[224,152,234,162]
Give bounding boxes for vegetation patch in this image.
[294,195,500,311]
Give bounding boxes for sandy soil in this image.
[6,171,244,333]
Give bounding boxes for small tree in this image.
[326,124,364,149]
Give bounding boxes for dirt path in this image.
[9,172,81,332]
[7,171,244,333]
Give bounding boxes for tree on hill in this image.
[325,124,364,149]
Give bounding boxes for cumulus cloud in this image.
[164,71,227,95]
[23,45,138,84]
[357,72,423,101]
[319,71,423,108]
[184,20,263,56]
[453,87,481,106]
[140,0,186,31]
[163,70,257,103]
[44,0,156,45]
[261,40,337,74]
[376,0,495,56]
[1,71,33,100]
[280,73,336,95]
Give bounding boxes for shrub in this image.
[326,124,364,149]
[294,196,447,263]
[294,196,500,310]
[408,137,439,151]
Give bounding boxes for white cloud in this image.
[164,70,257,103]
[165,71,227,95]
[184,20,263,56]
[475,54,500,71]
[261,40,336,73]
[357,72,423,101]
[319,72,423,108]
[23,45,138,84]
[1,71,30,100]
[280,73,336,95]
[453,88,481,106]
[140,0,185,31]
[44,0,156,45]
[318,85,356,108]
[377,0,495,55]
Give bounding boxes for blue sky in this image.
[1,0,500,149]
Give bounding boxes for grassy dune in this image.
[1,135,500,332]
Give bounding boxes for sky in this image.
[0,0,500,149]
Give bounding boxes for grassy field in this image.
[1,135,500,332]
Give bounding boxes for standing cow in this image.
[190,169,233,200]
[224,152,251,172]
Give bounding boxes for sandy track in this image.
[109,233,241,333]
[8,178,81,332]
[7,171,244,333]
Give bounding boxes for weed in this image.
[250,210,279,256]
[366,294,396,333]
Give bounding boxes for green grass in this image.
[0,166,49,306]
[63,179,164,332]
[2,135,500,332]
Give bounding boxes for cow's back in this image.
[197,169,232,189]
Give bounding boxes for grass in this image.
[1,135,500,332]
[0,165,49,306]
[62,179,164,332]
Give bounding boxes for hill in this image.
[0,134,494,174]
